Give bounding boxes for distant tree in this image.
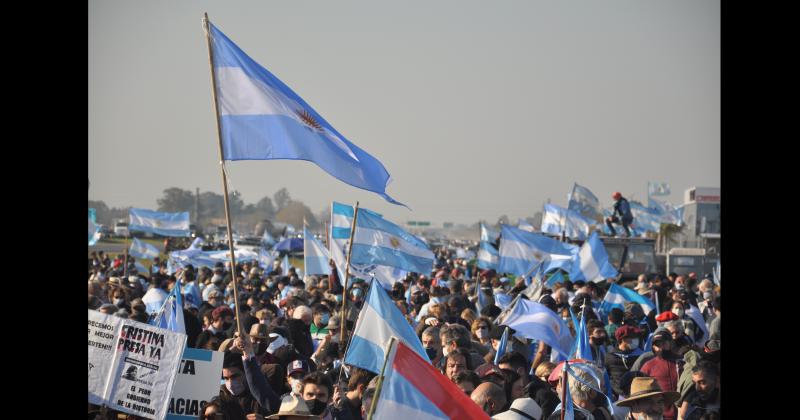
[255,196,276,219]
[273,188,291,211]
[157,188,195,215]
[275,200,317,229]
[199,192,225,221]
[316,207,331,228]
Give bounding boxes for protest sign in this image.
[88,310,124,405]
[104,320,187,419]
[165,348,224,420]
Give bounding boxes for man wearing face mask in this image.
[249,323,279,366]
[196,306,234,349]
[221,334,282,417]
[282,359,311,399]
[605,325,644,399]
[301,371,354,419]
[640,331,682,420]
[616,376,680,420]
[310,304,332,348]
[420,326,443,368]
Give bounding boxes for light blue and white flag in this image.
[129,238,161,260]
[89,208,101,246]
[498,298,574,358]
[181,281,203,309]
[128,208,190,237]
[303,227,331,276]
[518,219,535,232]
[480,223,500,243]
[281,254,291,274]
[572,308,593,361]
[599,283,656,320]
[647,197,680,225]
[330,201,401,288]
[151,280,185,334]
[169,248,259,271]
[187,237,205,250]
[206,21,404,206]
[568,232,619,282]
[493,326,510,365]
[261,228,276,247]
[477,241,499,270]
[258,247,278,271]
[344,280,429,373]
[349,207,435,276]
[685,304,710,344]
[494,290,513,310]
[648,182,671,196]
[545,270,566,288]
[134,261,149,276]
[498,225,579,276]
[541,204,591,240]
[141,287,169,315]
[568,183,604,224]
[455,247,475,260]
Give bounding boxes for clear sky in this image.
[89,0,719,226]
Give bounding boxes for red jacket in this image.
[641,356,681,420]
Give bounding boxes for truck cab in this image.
[667,248,706,277]
[599,237,659,281]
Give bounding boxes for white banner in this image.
[88,310,124,405]
[165,348,224,420]
[88,310,187,420]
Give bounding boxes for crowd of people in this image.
[88,245,720,420]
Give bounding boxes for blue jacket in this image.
[613,198,633,221]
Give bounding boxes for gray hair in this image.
[441,324,471,348]
[293,305,313,321]
[567,364,601,403]
[422,326,440,338]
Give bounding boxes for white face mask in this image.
[290,378,303,395]
[672,308,684,317]
[226,379,246,396]
[630,338,640,349]
[442,345,450,357]
[267,335,288,354]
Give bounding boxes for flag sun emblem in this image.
[389,236,401,249]
[295,109,323,131]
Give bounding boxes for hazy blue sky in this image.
[89,0,719,226]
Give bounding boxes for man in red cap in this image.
[606,192,633,237]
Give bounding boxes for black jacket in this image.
[605,348,644,398]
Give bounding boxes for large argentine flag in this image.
[498,225,579,276]
[303,227,331,276]
[569,232,619,282]
[207,22,403,206]
[129,208,190,237]
[344,281,429,374]
[568,183,604,224]
[499,298,574,359]
[476,241,499,270]
[541,204,591,240]
[330,202,405,289]
[129,238,161,260]
[599,283,656,319]
[373,341,490,420]
[351,209,434,275]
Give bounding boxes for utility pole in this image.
[195,187,200,225]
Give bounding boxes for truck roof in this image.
[668,248,706,256]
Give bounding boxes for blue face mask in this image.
[320,313,330,325]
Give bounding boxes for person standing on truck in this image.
[606,191,634,237]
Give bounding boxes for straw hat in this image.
[249,323,271,340]
[265,395,319,419]
[616,377,680,407]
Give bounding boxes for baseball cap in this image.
[286,359,310,376]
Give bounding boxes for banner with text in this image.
[165,348,224,420]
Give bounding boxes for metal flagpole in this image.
[367,337,397,420]
[341,202,360,344]
[203,12,243,336]
[562,184,577,242]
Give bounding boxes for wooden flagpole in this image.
[341,201,359,344]
[203,12,242,336]
[366,337,397,420]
